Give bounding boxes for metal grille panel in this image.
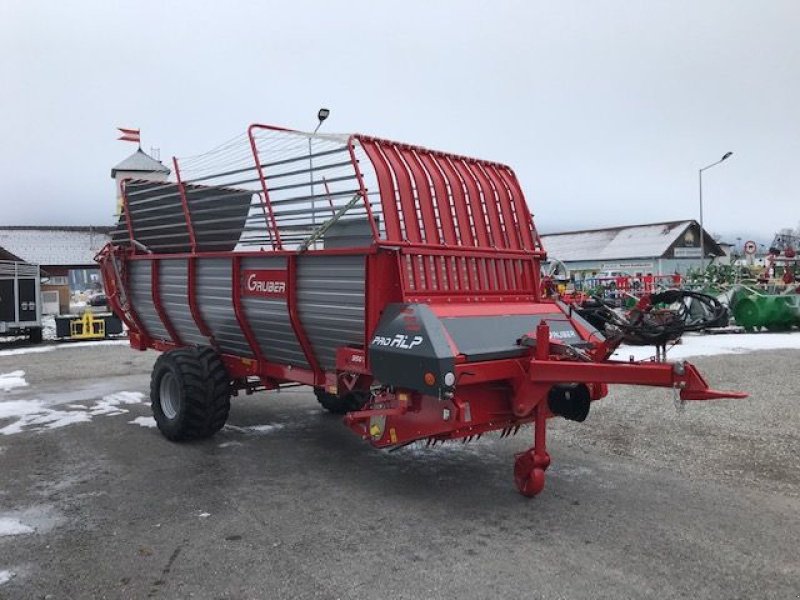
[129,261,168,340]
[196,259,252,357]
[296,254,365,370]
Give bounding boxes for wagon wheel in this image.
[150,346,231,441]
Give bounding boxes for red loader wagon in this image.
[96,124,746,496]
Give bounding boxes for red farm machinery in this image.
[97,124,746,497]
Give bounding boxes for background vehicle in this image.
[0,260,42,343]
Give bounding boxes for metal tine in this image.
[188,215,256,228]
[130,222,192,233]
[188,204,265,218]
[249,145,350,171]
[129,230,191,241]
[272,206,372,222]
[259,173,357,194]
[128,201,187,217]
[181,147,349,185]
[127,190,183,205]
[136,241,191,249]
[261,159,354,182]
[129,209,187,224]
[268,188,360,207]
[512,425,520,436]
[195,226,263,237]
[182,164,257,184]
[183,194,262,212]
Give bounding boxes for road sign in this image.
[743,240,757,255]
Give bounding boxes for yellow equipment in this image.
[69,311,106,340]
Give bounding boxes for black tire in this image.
[150,346,231,441]
[314,388,368,415]
[28,327,43,344]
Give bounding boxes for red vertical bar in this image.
[247,125,283,250]
[399,148,440,245]
[423,256,441,291]
[480,257,490,291]
[187,257,217,349]
[496,167,535,250]
[381,144,422,244]
[468,162,504,249]
[452,160,490,247]
[451,257,459,292]
[286,255,323,384]
[491,258,503,291]
[438,255,450,291]
[172,158,197,253]
[483,164,521,250]
[347,136,380,243]
[504,259,515,292]
[418,154,457,245]
[438,158,474,246]
[361,140,403,242]
[457,257,468,292]
[470,258,480,290]
[231,255,267,363]
[150,258,182,345]
[123,258,151,345]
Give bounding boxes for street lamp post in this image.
[309,108,330,230]
[698,151,733,272]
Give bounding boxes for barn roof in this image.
[541,220,722,262]
[111,148,170,178]
[0,226,112,267]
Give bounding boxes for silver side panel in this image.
[159,259,207,347]
[240,256,309,369]
[196,258,253,357]
[129,261,169,341]
[296,254,365,370]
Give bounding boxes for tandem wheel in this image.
[314,388,369,415]
[150,346,231,441]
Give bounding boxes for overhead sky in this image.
[1,1,797,243]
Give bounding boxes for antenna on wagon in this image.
[309,107,331,233]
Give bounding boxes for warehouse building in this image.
[0,226,112,314]
[541,220,724,277]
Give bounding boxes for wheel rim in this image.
[159,372,180,420]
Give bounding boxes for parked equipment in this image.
[732,289,800,331]
[96,123,746,497]
[0,260,42,343]
[54,311,123,340]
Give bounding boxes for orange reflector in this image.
[424,372,436,386]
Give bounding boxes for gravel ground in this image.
[0,341,798,599]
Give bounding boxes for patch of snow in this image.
[0,391,145,435]
[218,441,242,448]
[0,346,54,357]
[0,517,34,536]
[0,339,128,358]
[614,332,800,361]
[243,424,284,434]
[89,391,145,417]
[57,339,129,350]
[0,570,14,585]
[129,416,156,428]
[66,404,87,410]
[0,371,27,392]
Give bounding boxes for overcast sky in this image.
[0,1,797,243]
